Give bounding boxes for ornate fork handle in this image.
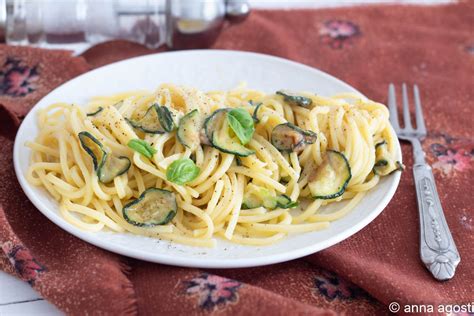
[414,159,460,280]
[388,84,460,280]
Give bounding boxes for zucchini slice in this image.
[204,109,255,157]
[156,105,176,132]
[276,90,313,108]
[271,123,317,153]
[235,157,243,166]
[86,107,103,117]
[126,104,165,134]
[275,195,299,209]
[308,150,352,199]
[78,132,106,170]
[78,131,131,183]
[177,109,201,150]
[373,141,404,176]
[98,155,131,183]
[279,175,291,185]
[123,188,177,227]
[242,184,298,210]
[252,102,263,123]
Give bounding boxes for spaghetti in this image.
[26,83,401,247]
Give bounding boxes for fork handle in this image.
[414,162,460,280]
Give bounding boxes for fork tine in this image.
[388,84,400,130]
[413,84,427,135]
[402,83,413,130]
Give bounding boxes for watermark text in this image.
[388,301,474,314]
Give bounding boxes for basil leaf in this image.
[166,158,200,185]
[127,139,157,158]
[227,108,255,145]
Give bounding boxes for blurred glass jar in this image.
[0,0,250,54]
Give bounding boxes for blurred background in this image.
[1,0,453,54]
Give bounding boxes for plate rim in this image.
[13,49,402,268]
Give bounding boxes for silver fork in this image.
[388,84,460,281]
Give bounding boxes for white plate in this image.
[14,50,401,268]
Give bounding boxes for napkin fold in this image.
[1,2,473,315]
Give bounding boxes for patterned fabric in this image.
[0,45,89,118]
[314,270,362,300]
[0,58,39,97]
[1,241,45,285]
[319,20,360,49]
[184,274,241,310]
[0,2,473,315]
[426,133,474,176]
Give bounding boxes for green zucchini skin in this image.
[308,150,352,200]
[123,188,177,227]
[235,157,243,166]
[393,161,405,173]
[78,131,106,170]
[204,108,228,141]
[204,109,255,157]
[156,105,176,132]
[271,123,317,153]
[252,102,263,123]
[126,118,164,134]
[113,156,131,177]
[177,109,200,150]
[78,131,131,183]
[126,104,165,134]
[242,194,297,210]
[373,141,389,175]
[86,107,104,117]
[276,194,299,209]
[242,185,298,210]
[276,90,313,108]
[98,155,131,184]
[373,141,404,176]
[375,140,387,148]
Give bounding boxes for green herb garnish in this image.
[127,139,157,158]
[227,108,255,145]
[166,158,200,185]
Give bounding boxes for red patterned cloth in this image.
[1,2,473,315]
